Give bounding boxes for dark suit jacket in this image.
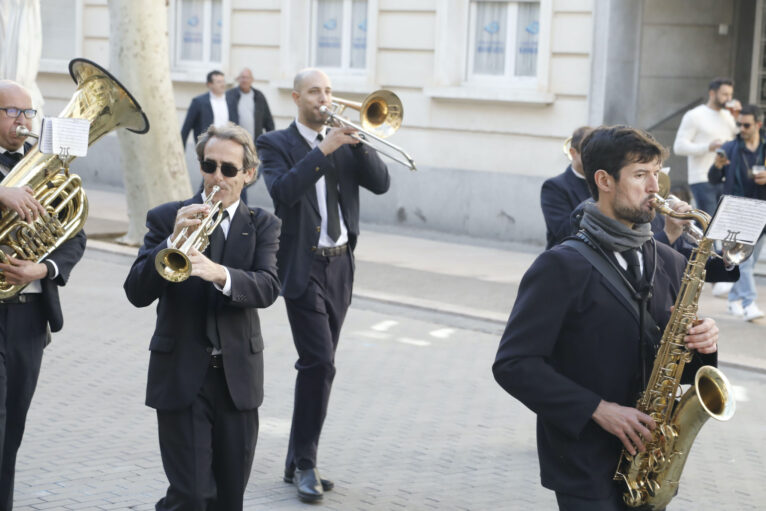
[123,196,281,411]
[226,87,275,141]
[492,239,716,499]
[0,142,86,333]
[180,92,216,147]
[257,122,390,299]
[541,165,592,249]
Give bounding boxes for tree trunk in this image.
[109,0,191,245]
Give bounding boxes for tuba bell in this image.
[0,58,149,298]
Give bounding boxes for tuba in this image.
[154,186,224,283]
[0,59,149,298]
[613,192,739,509]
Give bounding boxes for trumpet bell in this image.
[360,90,403,139]
[155,247,192,283]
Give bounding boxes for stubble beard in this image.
[614,198,655,225]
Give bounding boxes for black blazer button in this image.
[311,246,317,252]
[206,346,213,354]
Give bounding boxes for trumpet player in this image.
[256,68,390,503]
[0,80,86,510]
[124,123,281,511]
[493,126,719,510]
[541,126,592,249]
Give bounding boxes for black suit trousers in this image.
[155,367,258,511]
[555,489,662,511]
[0,301,48,511]
[284,252,353,471]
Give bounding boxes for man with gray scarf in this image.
[493,126,719,511]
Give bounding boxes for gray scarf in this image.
[580,202,653,252]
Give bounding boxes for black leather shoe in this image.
[284,468,334,491]
[294,467,324,502]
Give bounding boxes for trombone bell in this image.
[323,89,416,171]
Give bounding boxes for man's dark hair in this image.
[206,70,224,84]
[570,126,592,152]
[740,103,763,123]
[580,126,668,200]
[708,77,733,92]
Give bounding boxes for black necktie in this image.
[206,210,229,351]
[318,133,341,242]
[0,151,22,170]
[620,248,642,289]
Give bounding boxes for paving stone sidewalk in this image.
[12,249,766,510]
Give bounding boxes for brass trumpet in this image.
[154,186,224,282]
[320,90,417,171]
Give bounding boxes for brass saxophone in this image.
[0,59,149,298]
[613,195,737,509]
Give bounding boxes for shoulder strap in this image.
[562,236,641,321]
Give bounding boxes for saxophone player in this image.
[493,126,719,511]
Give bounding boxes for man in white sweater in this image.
[674,77,739,215]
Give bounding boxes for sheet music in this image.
[37,117,90,157]
[706,195,766,245]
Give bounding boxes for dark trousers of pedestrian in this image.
[155,365,258,511]
[556,488,665,511]
[284,252,353,472]
[0,300,47,511]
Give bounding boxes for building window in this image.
[467,0,540,81]
[311,0,368,72]
[171,0,226,71]
[39,0,82,72]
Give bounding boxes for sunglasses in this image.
[0,107,37,119]
[200,159,243,177]
[736,122,753,129]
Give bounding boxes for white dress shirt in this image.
[294,119,349,248]
[209,92,229,128]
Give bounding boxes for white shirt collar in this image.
[201,191,239,221]
[295,118,325,146]
[208,91,226,102]
[569,165,586,180]
[0,146,24,156]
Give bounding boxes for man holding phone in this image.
[709,103,766,321]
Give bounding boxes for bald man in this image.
[0,80,86,509]
[256,68,390,503]
[226,67,274,143]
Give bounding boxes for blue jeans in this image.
[690,182,722,215]
[729,234,765,307]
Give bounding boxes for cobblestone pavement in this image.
[12,249,766,510]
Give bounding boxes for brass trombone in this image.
[320,90,417,171]
[562,136,572,161]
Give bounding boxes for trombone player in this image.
[256,68,390,503]
[124,123,281,510]
[0,80,86,509]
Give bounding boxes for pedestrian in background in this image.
[709,103,766,321]
[674,76,740,298]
